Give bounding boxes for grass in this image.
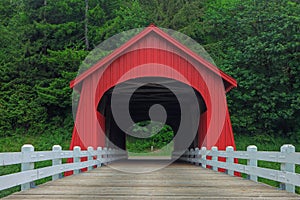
[0,131,71,152]
[128,141,174,157]
[234,134,300,152]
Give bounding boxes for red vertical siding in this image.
[70,27,236,156]
[70,48,235,151]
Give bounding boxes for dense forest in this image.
[0,0,299,148]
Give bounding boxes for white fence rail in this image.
[176,144,300,193]
[0,144,127,191]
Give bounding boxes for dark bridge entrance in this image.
[98,77,206,151]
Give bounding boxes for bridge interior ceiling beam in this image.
[98,78,207,117]
[102,78,203,95]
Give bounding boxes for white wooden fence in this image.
[175,144,300,193]
[0,144,127,191]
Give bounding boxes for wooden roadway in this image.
[4,160,299,200]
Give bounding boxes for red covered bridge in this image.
[2,25,299,200]
[69,25,237,154]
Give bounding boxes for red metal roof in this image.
[70,24,237,91]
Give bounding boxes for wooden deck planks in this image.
[3,160,299,200]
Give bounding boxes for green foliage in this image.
[203,0,300,137]
[95,0,148,42]
[235,133,300,152]
[126,121,174,153]
[0,1,299,197]
[0,0,298,151]
[0,0,298,171]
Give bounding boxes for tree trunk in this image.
[44,0,47,21]
[85,0,90,50]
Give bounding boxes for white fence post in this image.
[226,146,234,176]
[201,147,207,168]
[87,146,93,171]
[195,148,200,166]
[52,145,62,181]
[247,145,258,182]
[211,146,218,171]
[280,144,295,193]
[73,146,81,174]
[97,147,102,167]
[184,149,189,162]
[103,147,108,165]
[108,148,112,163]
[21,144,35,191]
[190,148,194,163]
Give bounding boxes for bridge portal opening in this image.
[125,121,174,158]
[97,77,206,154]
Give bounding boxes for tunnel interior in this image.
[97,77,206,151]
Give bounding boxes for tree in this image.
[203,0,300,137]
